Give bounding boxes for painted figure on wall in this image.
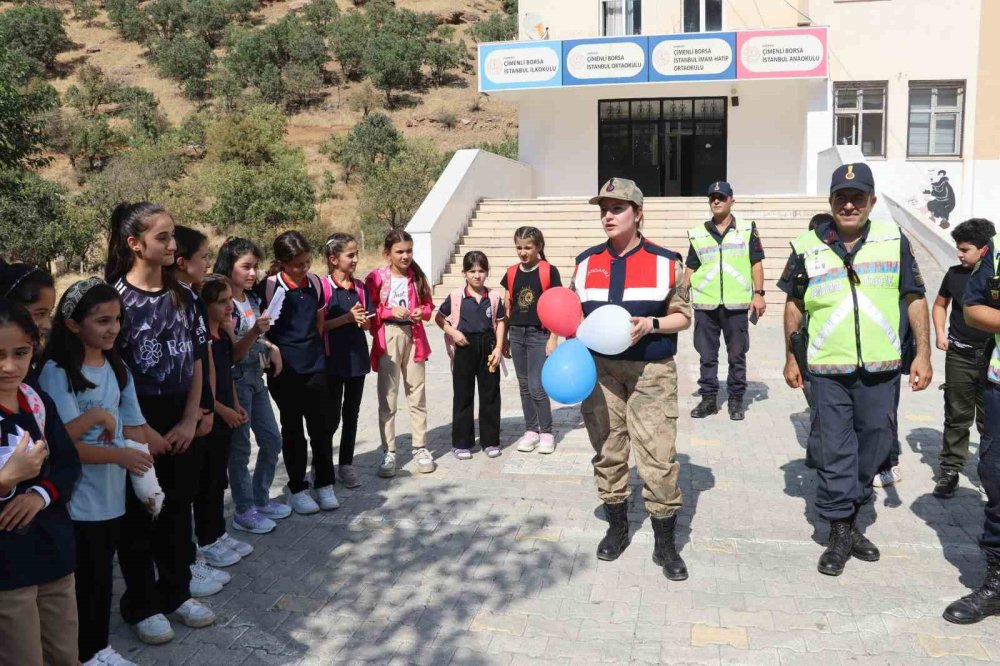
[924,169,956,229]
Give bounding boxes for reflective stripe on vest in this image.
[988,234,1000,384]
[687,219,754,310]
[792,221,902,375]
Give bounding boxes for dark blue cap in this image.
[830,163,875,194]
[707,181,733,198]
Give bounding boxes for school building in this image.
[408,0,999,296]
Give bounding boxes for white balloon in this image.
[576,304,633,355]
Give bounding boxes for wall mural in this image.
[522,13,548,40]
[921,169,957,229]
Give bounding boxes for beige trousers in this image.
[580,355,683,518]
[0,573,78,666]
[377,324,427,452]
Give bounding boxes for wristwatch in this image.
[754,289,766,296]
[651,317,660,330]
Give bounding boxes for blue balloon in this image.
[541,339,597,405]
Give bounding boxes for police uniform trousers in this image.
[809,371,898,521]
[979,384,1000,557]
[580,355,682,518]
[693,307,749,399]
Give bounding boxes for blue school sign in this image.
[648,32,736,82]
[562,36,649,87]
[479,41,562,92]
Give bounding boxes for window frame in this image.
[600,0,642,36]
[832,81,888,159]
[683,0,723,33]
[906,80,966,159]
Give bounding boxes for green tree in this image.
[205,103,286,166]
[64,64,120,115]
[347,80,381,116]
[425,34,467,86]
[0,5,72,73]
[115,85,167,141]
[186,0,231,46]
[72,0,98,23]
[0,46,58,170]
[360,138,442,233]
[77,138,186,218]
[106,0,154,43]
[325,111,401,183]
[146,0,188,40]
[152,34,215,98]
[301,0,339,31]
[0,170,79,266]
[327,10,368,80]
[469,11,516,43]
[362,31,425,104]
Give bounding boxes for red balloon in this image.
[537,287,582,338]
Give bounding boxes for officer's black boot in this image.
[817,518,853,576]
[934,470,960,498]
[728,396,745,421]
[850,515,880,562]
[690,396,718,419]
[596,502,630,561]
[943,555,1000,624]
[651,514,688,581]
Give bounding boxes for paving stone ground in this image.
[109,238,1000,665]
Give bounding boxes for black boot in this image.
[818,518,853,576]
[596,502,630,561]
[690,396,718,419]
[851,525,880,562]
[651,514,688,581]
[934,470,959,498]
[944,556,1000,624]
[728,396,745,421]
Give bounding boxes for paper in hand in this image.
[265,287,286,322]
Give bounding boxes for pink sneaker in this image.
[537,433,555,454]
[515,431,540,452]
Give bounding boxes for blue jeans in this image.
[509,325,552,434]
[230,368,283,513]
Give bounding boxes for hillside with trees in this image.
[0,0,519,272]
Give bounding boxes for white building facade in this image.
[478,0,999,248]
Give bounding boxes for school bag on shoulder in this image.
[263,272,326,317]
[442,288,507,375]
[321,275,367,355]
[505,260,551,318]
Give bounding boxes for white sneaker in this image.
[86,646,136,666]
[220,532,253,557]
[199,539,241,567]
[515,431,540,452]
[873,466,901,488]
[133,614,173,645]
[287,488,320,514]
[378,451,397,478]
[170,599,216,628]
[537,433,556,454]
[192,557,231,586]
[415,448,436,474]
[189,563,224,598]
[316,485,340,510]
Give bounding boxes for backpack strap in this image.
[19,383,45,435]
[353,278,366,310]
[505,264,519,317]
[322,275,334,310]
[487,289,501,328]
[264,275,277,306]
[539,260,552,292]
[307,272,324,308]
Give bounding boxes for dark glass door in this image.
[598,96,727,197]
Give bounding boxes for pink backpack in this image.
[443,287,501,361]
[320,275,367,355]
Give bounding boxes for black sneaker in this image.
[728,398,745,421]
[934,471,959,498]
[690,396,718,418]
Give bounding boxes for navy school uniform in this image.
[962,242,1000,557]
[439,287,505,449]
[323,276,374,467]
[264,272,334,492]
[776,219,925,521]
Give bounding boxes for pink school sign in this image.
[736,27,828,80]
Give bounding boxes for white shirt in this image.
[388,276,408,309]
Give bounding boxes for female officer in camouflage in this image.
[573,177,693,581]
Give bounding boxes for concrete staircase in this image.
[432,197,831,307]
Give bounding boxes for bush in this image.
[301,0,339,31]
[347,81,381,116]
[362,31,425,104]
[64,64,120,115]
[205,150,316,235]
[425,38,466,86]
[327,10,368,80]
[77,138,186,217]
[0,5,72,72]
[324,111,400,183]
[152,34,215,98]
[205,103,286,167]
[360,138,443,233]
[186,0,231,46]
[72,0,98,23]
[0,170,88,267]
[176,109,211,157]
[146,0,188,39]
[114,85,167,141]
[469,11,516,43]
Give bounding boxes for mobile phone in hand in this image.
[749,308,759,325]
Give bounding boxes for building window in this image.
[908,82,964,157]
[601,0,641,36]
[833,82,886,158]
[683,0,722,32]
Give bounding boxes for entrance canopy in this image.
[478,26,829,94]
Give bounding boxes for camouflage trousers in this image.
[580,355,683,518]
